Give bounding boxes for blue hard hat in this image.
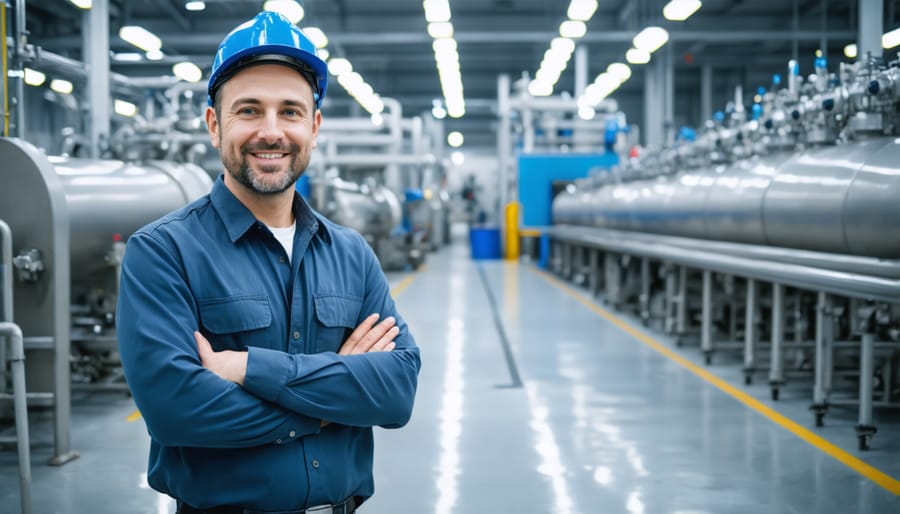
[207,11,328,108]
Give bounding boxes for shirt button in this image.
[289,430,296,438]
[279,256,286,263]
[293,331,300,340]
[275,439,282,444]
[312,460,320,468]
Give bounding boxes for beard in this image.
[222,140,309,195]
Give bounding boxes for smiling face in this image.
[205,63,321,196]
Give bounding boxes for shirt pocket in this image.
[313,293,363,353]
[198,294,273,350]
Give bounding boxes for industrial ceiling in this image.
[23,0,893,148]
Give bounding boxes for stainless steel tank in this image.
[48,156,212,284]
[311,176,403,242]
[551,137,900,258]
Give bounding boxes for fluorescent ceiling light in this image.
[450,151,465,165]
[371,113,384,126]
[24,68,46,86]
[559,20,586,38]
[145,49,164,61]
[423,0,451,22]
[303,27,328,48]
[447,131,464,147]
[843,43,857,59]
[68,0,92,8]
[883,27,900,49]
[263,0,304,24]
[578,105,595,120]
[550,37,575,54]
[625,47,650,64]
[113,52,143,61]
[633,26,669,53]
[119,26,162,52]
[114,99,138,117]
[317,48,330,61]
[567,0,598,22]
[528,80,553,97]
[663,0,702,22]
[50,79,74,94]
[173,62,203,82]
[327,58,352,76]
[428,22,454,38]
[606,62,631,82]
[184,1,205,11]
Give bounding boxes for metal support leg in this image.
[605,254,620,307]
[770,284,785,401]
[639,257,650,326]
[1,322,31,514]
[743,279,757,385]
[588,249,600,297]
[701,270,713,365]
[675,266,687,346]
[664,264,676,334]
[856,303,878,450]
[811,292,832,426]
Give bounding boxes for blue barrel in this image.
[469,226,501,259]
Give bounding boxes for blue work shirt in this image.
[116,176,421,511]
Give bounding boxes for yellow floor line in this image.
[532,267,900,496]
[128,268,423,423]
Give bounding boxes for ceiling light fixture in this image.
[24,68,46,86]
[119,26,162,52]
[662,0,701,22]
[68,0,92,8]
[567,0,598,22]
[184,1,205,11]
[173,62,203,82]
[263,0,305,24]
[303,27,328,48]
[114,99,138,117]
[633,26,669,53]
[50,79,74,95]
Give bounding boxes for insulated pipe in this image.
[13,0,25,137]
[0,321,31,514]
[0,219,11,394]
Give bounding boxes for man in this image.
[116,11,421,514]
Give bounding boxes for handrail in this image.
[0,321,31,514]
[547,226,900,304]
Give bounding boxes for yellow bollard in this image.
[504,202,520,260]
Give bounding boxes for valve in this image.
[13,248,43,283]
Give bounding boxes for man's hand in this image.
[338,313,399,355]
[195,331,248,386]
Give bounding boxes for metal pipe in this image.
[770,284,785,392]
[0,321,31,514]
[859,332,875,426]
[0,219,11,322]
[313,153,431,166]
[744,279,757,376]
[813,292,832,407]
[498,74,511,224]
[13,0,25,137]
[676,266,687,335]
[548,227,900,303]
[701,270,713,358]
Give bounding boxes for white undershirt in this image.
[267,223,297,263]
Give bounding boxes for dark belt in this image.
[176,496,358,514]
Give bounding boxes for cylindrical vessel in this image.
[49,157,212,280]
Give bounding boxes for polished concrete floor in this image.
[1,230,899,513]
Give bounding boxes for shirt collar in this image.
[209,175,332,244]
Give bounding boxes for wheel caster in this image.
[815,413,825,427]
[704,353,712,365]
[674,337,682,347]
[771,388,779,401]
[744,374,752,386]
[855,424,877,451]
